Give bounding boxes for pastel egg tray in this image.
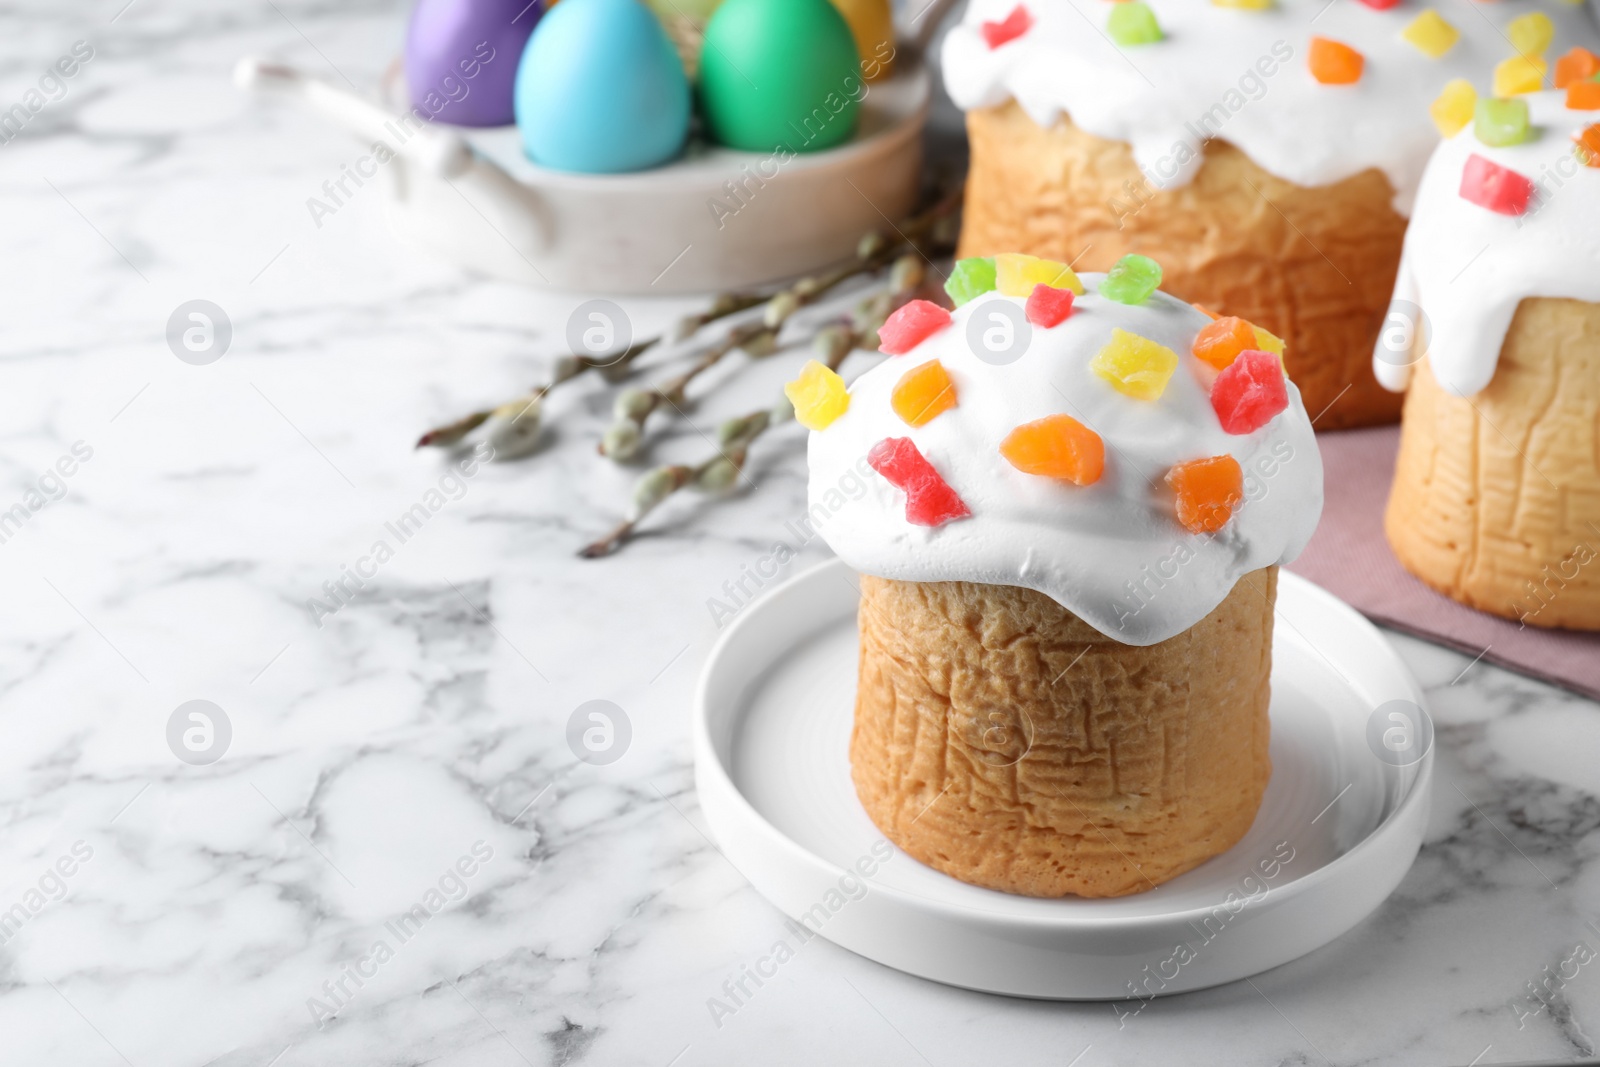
[234,54,929,293]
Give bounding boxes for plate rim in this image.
[693,557,1433,930]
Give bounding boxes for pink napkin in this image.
[1285,426,1600,701]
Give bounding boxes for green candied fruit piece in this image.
[1107,1,1163,47]
[1474,97,1530,148]
[1099,254,1163,304]
[944,257,997,307]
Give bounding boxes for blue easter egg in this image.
[514,0,691,173]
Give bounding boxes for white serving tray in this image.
[693,559,1432,999]
[235,56,928,293]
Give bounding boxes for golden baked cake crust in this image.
[959,102,1406,431]
[1386,297,1600,630]
[850,567,1277,898]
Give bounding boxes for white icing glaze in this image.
[806,278,1325,646]
[1374,90,1600,396]
[941,0,1600,214]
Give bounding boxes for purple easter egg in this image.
[405,0,541,126]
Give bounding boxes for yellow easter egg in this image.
[828,0,894,81]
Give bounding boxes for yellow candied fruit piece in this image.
[890,359,958,427]
[1401,10,1459,59]
[1252,324,1286,360]
[1090,328,1178,401]
[1212,0,1274,8]
[1430,78,1477,137]
[784,359,849,430]
[994,253,1085,297]
[1507,12,1554,57]
[1494,55,1546,97]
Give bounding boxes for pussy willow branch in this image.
[598,319,779,461]
[414,180,964,452]
[576,323,859,560]
[577,257,938,559]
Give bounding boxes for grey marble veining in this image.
[0,1,1597,1064]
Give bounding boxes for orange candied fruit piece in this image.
[1308,37,1364,86]
[1554,47,1600,90]
[1165,455,1244,534]
[999,414,1105,486]
[1568,81,1600,111]
[1192,316,1259,371]
[891,359,958,427]
[1576,124,1600,168]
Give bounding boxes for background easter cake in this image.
[942,0,1600,430]
[1378,88,1600,629]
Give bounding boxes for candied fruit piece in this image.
[1576,124,1600,167]
[1401,11,1459,59]
[1353,0,1400,9]
[1494,55,1545,97]
[1251,324,1286,361]
[1568,81,1600,110]
[1000,414,1105,486]
[1475,96,1530,146]
[1430,78,1477,137]
[1025,284,1075,328]
[995,253,1084,297]
[1507,12,1553,57]
[1309,37,1364,85]
[867,437,970,527]
[878,299,953,355]
[1211,349,1289,434]
[1099,254,1162,304]
[1555,47,1600,89]
[1166,456,1244,534]
[1212,0,1273,8]
[1091,328,1178,400]
[784,360,850,430]
[1107,1,1162,46]
[891,360,958,427]
[981,4,1033,49]
[944,257,997,307]
[1459,153,1533,215]
[1192,316,1258,371]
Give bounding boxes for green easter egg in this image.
[699,0,862,153]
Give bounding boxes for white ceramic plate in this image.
[693,559,1432,999]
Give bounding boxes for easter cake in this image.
[789,253,1324,898]
[1377,88,1600,630]
[940,0,1600,430]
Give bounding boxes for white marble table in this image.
[1,1,1598,1064]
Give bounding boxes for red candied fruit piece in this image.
[867,437,971,527]
[982,4,1033,49]
[1459,153,1533,216]
[878,299,953,355]
[1025,284,1075,327]
[1354,0,1401,8]
[1211,349,1289,434]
